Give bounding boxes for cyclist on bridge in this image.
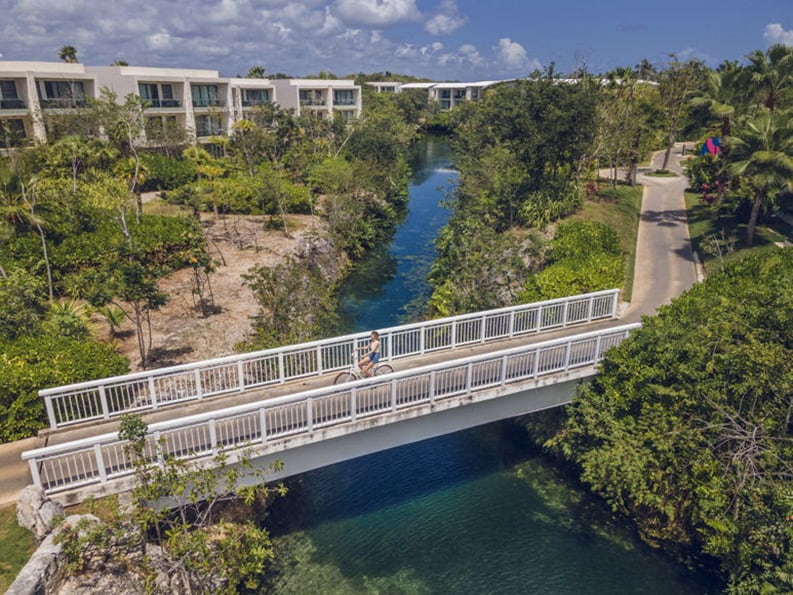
[357,331,381,377]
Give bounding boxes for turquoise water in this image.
[337,135,456,331]
[262,137,722,593]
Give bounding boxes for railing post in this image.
[45,397,57,430]
[563,342,572,371]
[536,305,543,332]
[94,444,107,484]
[99,385,110,420]
[466,362,473,392]
[451,321,457,349]
[306,399,314,432]
[562,300,570,327]
[194,369,203,399]
[509,310,515,338]
[149,376,158,410]
[480,315,486,342]
[350,389,357,422]
[391,381,397,412]
[500,355,508,385]
[237,361,245,391]
[587,296,595,322]
[420,328,426,355]
[28,459,42,489]
[316,345,323,375]
[278,352,286,383]
[611,292,619,318]
[533,347,541,378]
[209,419,217,451]
[259,408,267,443]
[595,334,604,361]
[429,371,436,403]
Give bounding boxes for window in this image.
[139,83,178,108]
[333,90,355,106]
[0,119,27,147]
[192,85,223,107]
[38,80,86,108]
[195,114,223,137]
[299,90,324,106]
[242,89,270,106]
[0,80,24,109]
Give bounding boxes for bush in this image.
[0,334,128,441]
[141,153,196,191]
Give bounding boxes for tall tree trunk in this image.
[746,191,764,247]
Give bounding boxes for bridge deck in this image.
[41,317,620,449]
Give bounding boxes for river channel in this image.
[261,136,722,593]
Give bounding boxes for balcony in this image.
[40,98,87,109]
[333,98,356,106]
[300,98,326,107]
[144,98,182,109]
[242,99,271,107]
[0,98,26,110]
[196,126,225,137]
[192,98,225,108]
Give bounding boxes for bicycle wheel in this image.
[334,372,357,384]
[373,364,393,376]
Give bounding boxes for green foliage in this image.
[56,415,285,593]
[243,255,340,348]
[0,268,48,340]
[519,221,624,302]
[0,334,127,440]
[141,152,196,191]
[550,248,793,590]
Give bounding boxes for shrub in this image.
[141,153,196,191]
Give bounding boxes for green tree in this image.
[727,109,793,246]
[550,249,793,591]
[746,44,793,112]
[58,45,78,63]
[246,65,266,79]
[657,55,705,170]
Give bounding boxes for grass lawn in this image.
[571,181,644,301]
[685,191,792,274]
[0,504,35,592]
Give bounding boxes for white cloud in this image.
[496,37,528,68]
[146,31,173,51]
[333,0,420,27]
[425,0,465,36]
[459,43,483,65]
[764,23,793,46]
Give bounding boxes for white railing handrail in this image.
[23,323,640,480]
[40,289,621,429]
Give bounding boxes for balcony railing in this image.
[196,126,225,137]
[144,98,181,109]
[40,98,88,109]
[242,99,271,107]
[192,99,225,108]
[333,98,356,106]
[300,98,326,107]
[0,98,26,110]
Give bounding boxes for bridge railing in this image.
[24,323,639,496]
[40,289,620,430]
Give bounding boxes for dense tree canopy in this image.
[552,248,793,592]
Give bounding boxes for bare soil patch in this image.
[112,212,323,371]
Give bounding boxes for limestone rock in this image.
[16,484,64,542]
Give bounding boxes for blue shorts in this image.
[370,352,380,363]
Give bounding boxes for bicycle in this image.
[333,350,393,384]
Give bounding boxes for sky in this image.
[0,0,791,80]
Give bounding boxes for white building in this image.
[0,61,99,145]
[272,78,361,121]
[0,61,361,146]
[369,80,508,110]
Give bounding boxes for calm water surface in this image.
[261,137,722,594]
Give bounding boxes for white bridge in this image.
[22,290,639,504]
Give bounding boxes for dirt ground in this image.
[113,211,322,371]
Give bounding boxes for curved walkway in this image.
[0,145,700,507]
[624,144,700,321]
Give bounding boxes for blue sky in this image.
[0,0,790,80]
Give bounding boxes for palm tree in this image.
[746,44,793,112]
[727,110,793,246]
[58,45,78,63]
[246,65,266,79]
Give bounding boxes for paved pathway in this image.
[0,144,700,508]
[624,144,700,321]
